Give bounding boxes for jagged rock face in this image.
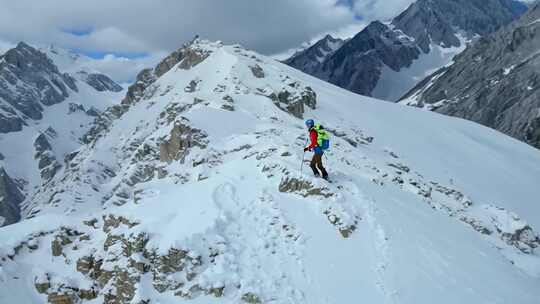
[33,132,61,182]
[272,83,317,119]
[284,35,344,75]
[0,42,77,131]
[0,167,24,226]
[77,71,123,92]
[156,45,210,77]
[392,0,527,52]
[159,118,208,163]
[402,4,540,149]
[285,0,526,99]
[316,21,420,96]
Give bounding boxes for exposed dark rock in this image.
[51,238,63,257]
[0,42,77,128]
[155,39,210,77]
[184,79,201,93]
[249,64,265,78]
[242,292,262,304]
[278,177,333,198]
[77,71,123,92]
[83,104,130,145]
[34,274,51,294]
[0,167,24,226]
[319,21,420,97]
[272,84,317,119]
[121,68,157,106]
[393,0,526,52]
[33,133,61,181]
[47,292,77,304]
[285,34,344,74]
[67,102,85,114]
[0,104,25,133]
[85,106,100,117]
[501,225,540,254]
[159,118,208,163]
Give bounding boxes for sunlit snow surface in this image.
[1,40,539,303]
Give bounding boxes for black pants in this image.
[310,153,328,178]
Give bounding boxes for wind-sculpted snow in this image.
[1,39,540,303]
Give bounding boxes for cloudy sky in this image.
[0,0,416,83]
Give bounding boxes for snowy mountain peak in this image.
[0,42,124,228]
[4,42,65,75]
[286,0,527,101]
[42,45,123,93]
[2,38,540,303]
[392,0,528,52]
[284,34,344,71]
[400,2,540,149]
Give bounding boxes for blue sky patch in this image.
[62,27,93,37]
[72,48,150,60]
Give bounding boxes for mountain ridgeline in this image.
[285,0,528,101]
[402,3,540,149]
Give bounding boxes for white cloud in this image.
[0,0,357,55]
[0,0,420,82]
[351,0,415,21]
[0,39,15,55]
[82,52,167,84]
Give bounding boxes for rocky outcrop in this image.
[249,64,265,78]
[121,68,157,106]
[278,176,333,198]
[76,71,123,92]
[0,104,25,133]
[22,215,234,303]
[155,42,210,77]
[265,82,317,119]
[0,167,24,226]
[0,42,77,133]
[34,132,61,181]
[402,3,540,149]
[159,118,208,163]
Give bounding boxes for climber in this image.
[304,119,330,180]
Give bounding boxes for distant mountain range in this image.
[402,2,540,149]
[0,42,123,226]
[285,0,528,101]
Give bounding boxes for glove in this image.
[304,147,310,152]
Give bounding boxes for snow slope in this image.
[0,39,539,304]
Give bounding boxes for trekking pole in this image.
[300,137,309,175]
[300,150,306,174]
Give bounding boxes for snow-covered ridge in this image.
[1,39,540,303]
